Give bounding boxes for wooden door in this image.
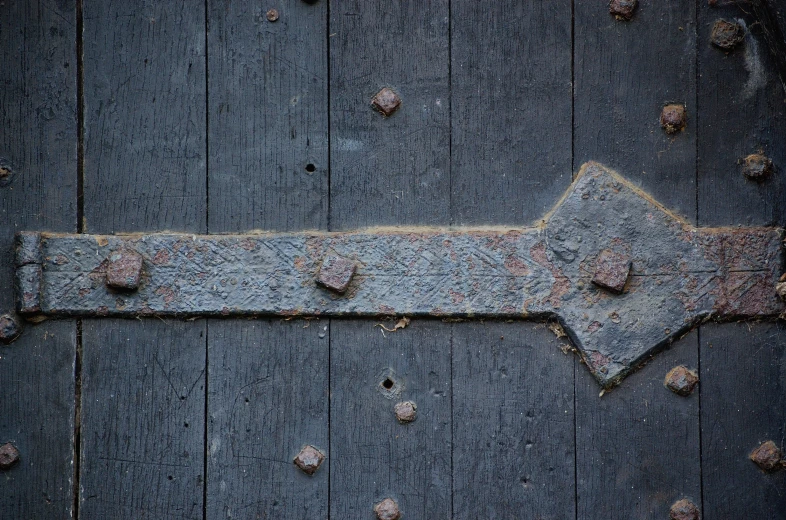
[1,1,784,518]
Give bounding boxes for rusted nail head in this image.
[664,365,699,396]
[742,153,773,180]
[660,104,687,134]
[591,250,631,294]
[106,250,144,291]
[669,498,700,520]
[711,19,745,50]
[293,445,325,475]
[0,443,20,470]
[394,401,417,423]
[372,87,401,117]
[316,254,356,294]
[0,313,23,345]
[374,498,401,520]
[749,440,784,472]
[266,8,279,22]
[0,159,14,187]
[609,0,637,21]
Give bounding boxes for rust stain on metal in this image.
[661,104,687,134]
[374,498,401,520]
[742,153,773,180]
[106,250,144,290]
[293,445,325,475]
[0,442,20,470]
[670,499,701,520]
[394,401,417,423]
[316,254,356,294]
[609,0,637,21]
[592,249,631,294]
[711,19,745,50]
[750,440,785,472]
[664,365,699,396]
[371,87,401,117]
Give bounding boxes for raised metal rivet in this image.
[316,254,356,294]
[591,250,631,294]
[664,365,699,396]
[374,498,401,520]
[0,313,23,345]
[266,8,279,22]
[372,88,401,117]
[742,153,773,180]
[711,19,745,50]
[394,401,417,423]
[609,0,637,21]
[669,498,700,520]
[0,442,20,470]
[661,104,687,134]
[293,445,325,475]
[106,250,144,290]
[749,440,785,472]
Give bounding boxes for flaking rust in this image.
[13,163,785,388]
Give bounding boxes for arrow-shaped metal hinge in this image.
[13,163,784,387]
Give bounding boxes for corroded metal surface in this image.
[15,163,784,387]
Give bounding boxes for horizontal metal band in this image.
[16,163,784,387]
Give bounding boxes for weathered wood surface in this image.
[698,2,786,517]
[329,0,450,229]
[451,0,573,225]
[574,2,702,518]
[205,1,329,517]
[0,1,77,518]
[79,0,207,517]
[453,322,575,519]
[207,319,328,518]
[330,320,451,518]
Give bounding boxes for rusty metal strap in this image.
[14,163,784,387]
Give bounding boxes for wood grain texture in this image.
[206,319,329,519]
[575,332,700,519]
[573,3,701,517]
[79,320,206,519]
[329,0,450,229]
[208,0,328,233]
[0,1,77,517]
[697,1,785,227]
[80,1,207,516]
[329,320,451,518]
[451,0,572,225]
[82,0,206,234]
[700,322,786,519]
[452,322,575,519]
[575,0,697,218]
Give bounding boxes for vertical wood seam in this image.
[74,1,85,516]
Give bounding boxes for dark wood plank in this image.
[80,1,206,516]
[205,1,329,516]
[575,333,700,519]
[330,320,451,518]
[0,1,77,517]
[80,321,206,519]
[329,0,450,229]
[700,323,786,518]
[573,3,701,517]
[698,5,786,518]
[452,322,575,519]
[575,0,697,218]
[82,0,207,234]
[208,0,328,233]
[697,1,785,226]
[451,0,572,225]
[206,319,329,518]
